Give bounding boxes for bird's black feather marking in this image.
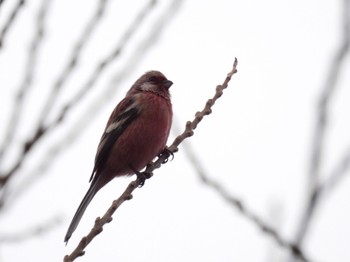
[89,106,140,182]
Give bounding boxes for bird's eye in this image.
[148,76,157,82]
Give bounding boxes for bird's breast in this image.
[105,93,172,176]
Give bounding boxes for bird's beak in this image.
[163,80,173,89]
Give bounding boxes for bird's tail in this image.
[64,176,102,244]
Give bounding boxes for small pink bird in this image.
[64,71,173,243]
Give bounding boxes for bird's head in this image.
[128,71,173,99]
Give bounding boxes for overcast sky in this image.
[1,0,350,261]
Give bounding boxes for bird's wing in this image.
[89,96,140,182]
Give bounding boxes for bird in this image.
[64,71,173,243]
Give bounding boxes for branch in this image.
[36,0,110,128]
[293,0,350,246]
[0,0,51,168]
[53,0,157,128]
[0,0,25,49]
[180,140,310,262]
[0,0,157,190]
[63,59,238,262]
[0,0,6,9]
[0,0,176,209]
[319,145,350,194]
[300,144,350,217]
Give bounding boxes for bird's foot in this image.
[136,171,152,187]
[130,165,152,187]
[158,147,174,164]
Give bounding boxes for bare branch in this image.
[289,146,350,246]
[0,0,25,49]
[293,0,350,246]
[63,59,238,261]
[0,0,6,9]
[0,0,157,190]
[318,145,350,196]
[54,0,157,127]
[181,139,310,262]
[63,182,136,262]
[0,0,51,168]
[36,0,110,128]
[0,0,177,209]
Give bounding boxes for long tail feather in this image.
[64,177,101,244]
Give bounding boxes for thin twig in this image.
[53,0,157,128]
[293,0,350,247]
[181,140,309,262]
[0,0,6,13]
[0,0,51,168]
[36,0,110,128]
[0,0,178,209]
[1,0,110,186]
[63,59,238,262]
[0,0,157,189]
[63,181,137,261]
[318,145,350,196]
[0,0,25,49]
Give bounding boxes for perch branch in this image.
[63,59,238,262]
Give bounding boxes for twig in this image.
[0,0,51,168]
[0,0,6,9]
[319,145,350,194]
[36,0,110,128]
[0,0,177,209]
[293,0,350,247]
[181,140,310,262]
[0,0,25,49]
[63,181,137,261]
[63,59,238,262]
[53,0,157,128]
[306,144,350,211]
[0,0,157,189]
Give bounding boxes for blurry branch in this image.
[55,0,157,125]
[293,0,350,247]
[63,59,238,262]
[0,0,51,168]
[182,141,310,262]
[36,0,110,127]
[298,144,350,227]
[2,0,160,209]
[0,215,62,243]
[264,203,285,262]
[0,0,157,192]
[319,145,350,194]
[108,0,180,86]
[0,0,25,49]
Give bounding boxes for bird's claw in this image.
[159,147,174,164]
[136,171,152,187]
[130,165,152,187]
